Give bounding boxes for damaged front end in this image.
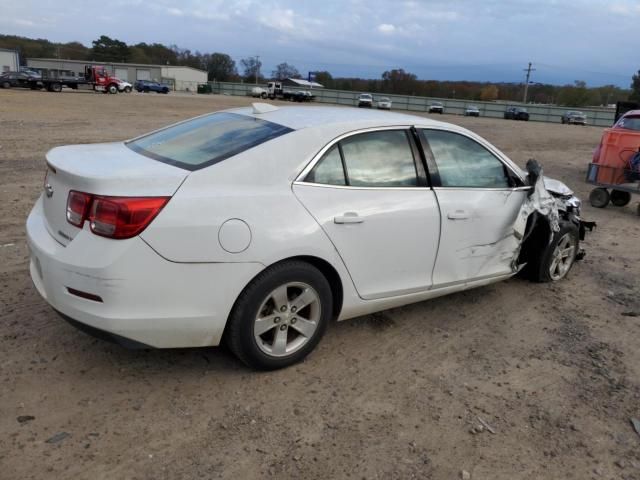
[513,159,595,272]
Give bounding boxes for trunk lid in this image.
[43,142,188,245]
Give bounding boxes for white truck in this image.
[249,82,313,102]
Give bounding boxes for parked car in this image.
[504,107,530,121]
[428,101,444,114]
[464,105,480,117]
[135,80,170,94]
[377,97,392,110]
[357,93,373,108]
[116,79,133,93]
[561,111,587,125]
[27,105,590,370]
[0,71,40,89]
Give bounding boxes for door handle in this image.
[447,210,469,220]
[334,212,364,224]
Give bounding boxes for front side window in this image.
[423,130,511,188]
[126,112,293,171]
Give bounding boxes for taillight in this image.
[66,191,92,227]
[89,196,168,239]
[66,192,169,239]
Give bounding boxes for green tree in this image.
[630,70,640,102]
[240,56,262,83]
[271,62,300,80]
[90,35,130,62]
[381,68,417,95]
[312,71,333,87]
[205,53,237,81]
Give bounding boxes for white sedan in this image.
[377,97,392,110]
[26,104,591,369]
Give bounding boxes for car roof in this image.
[622,109,640,117]
[226,105,449,131]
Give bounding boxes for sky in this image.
[0,0,638,87]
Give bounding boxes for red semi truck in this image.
[31,65,121,94]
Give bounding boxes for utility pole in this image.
[523,62,536,104]
[255,55,260,85]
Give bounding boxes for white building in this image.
[161,66,207,92]
[0,48,20,73]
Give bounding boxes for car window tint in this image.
[306,145,346,185]
[340,130,418,187]
[424,130,510,188]
[126,112,293,171]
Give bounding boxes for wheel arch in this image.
[220,255,345,345]
[517,212,553,269]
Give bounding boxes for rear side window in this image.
[305,130,418,187]
[126,112,293,171]
[306,146,346,185]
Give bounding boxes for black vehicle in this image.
[504,107,530,121]
[135,80,170,94]
[0,71,40,89]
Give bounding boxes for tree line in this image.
[1,34,637,106]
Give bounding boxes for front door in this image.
[420,128,528,286]
[293,129,441,300]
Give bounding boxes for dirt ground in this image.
[1,89,639,480]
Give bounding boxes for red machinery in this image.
[587,109,640,213]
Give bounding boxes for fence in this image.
[207,82,616,127]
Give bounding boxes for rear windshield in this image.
[126,112,292,170]
[616,115,640,131]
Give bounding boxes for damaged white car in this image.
[26,105,593,370]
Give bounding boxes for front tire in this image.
[532,221,579,282]
[2,81,10,89]
[124,86,132,93]
[226,261,333,370]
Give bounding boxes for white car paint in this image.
[26,105,580,354]
[377,98,392,110]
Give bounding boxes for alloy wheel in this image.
[549,233,576,281]
[253,282,321,357]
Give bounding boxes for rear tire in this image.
[2,81,10,89]
[531,221,579,283]
[589,188,610,208]
[226,261,332,370]
[610,190,631,207]
[124,86,131,93]
[107,84,118,94]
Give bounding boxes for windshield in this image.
[126,112,293,170]
[615,115,640,131]
[380,98,390,101]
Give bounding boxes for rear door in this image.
[293,128,441,300]
[419,128,528,286]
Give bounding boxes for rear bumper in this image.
[27,195,264,348]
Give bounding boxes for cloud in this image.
[377,23,395,34]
